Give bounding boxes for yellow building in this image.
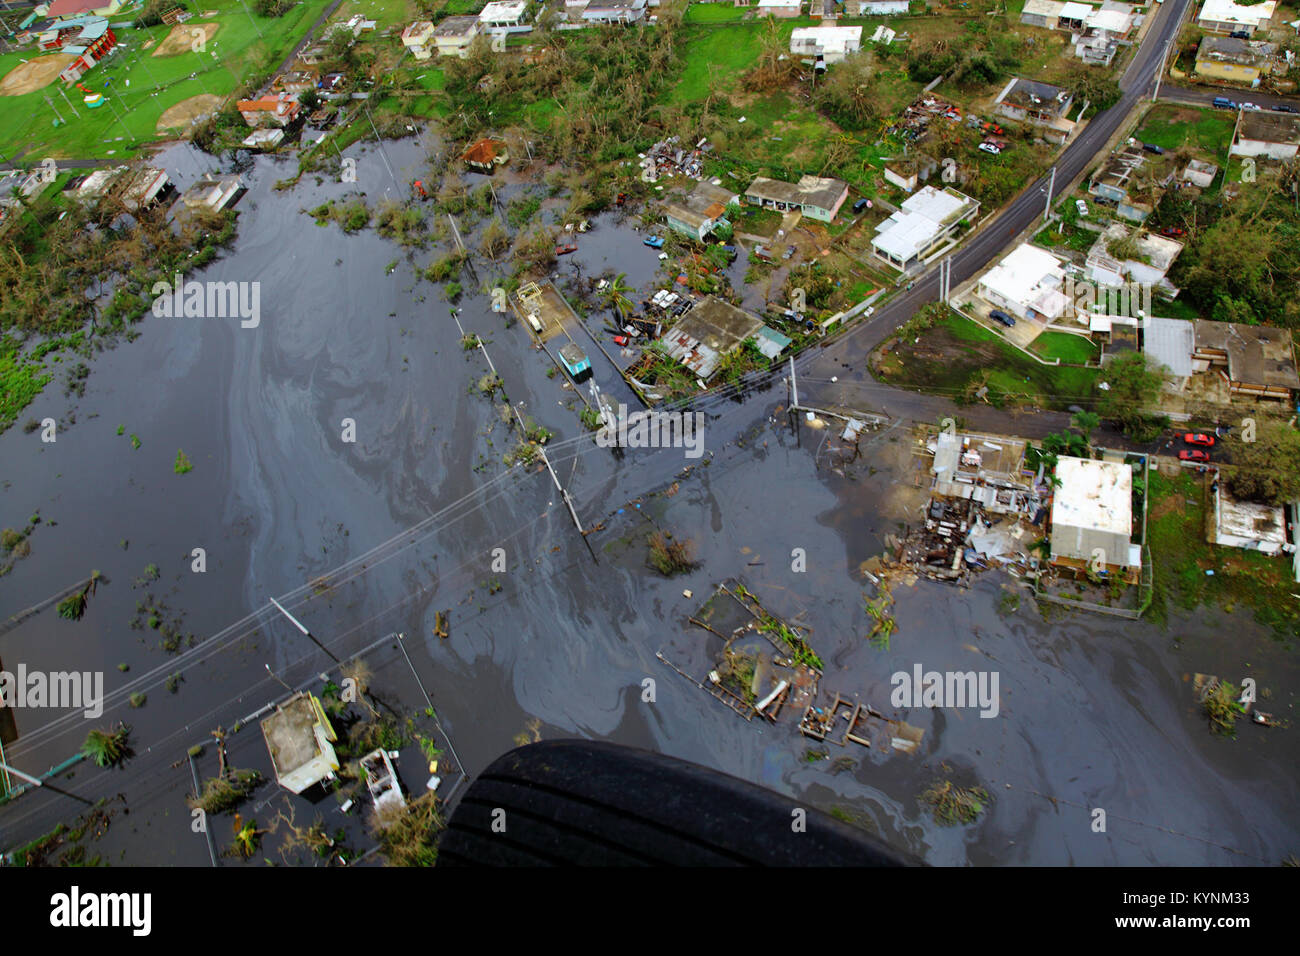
[1194,36,1272,85]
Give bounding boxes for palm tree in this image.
[1070,410,1100,447]
[83,724,131,768]
[602,273,635,321]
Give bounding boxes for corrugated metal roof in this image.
[1143,317,1194,377]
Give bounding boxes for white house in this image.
[848,0,908,13]
[583,0,648,22]
[757,0,802,16]
[1230,112,1300,161]
[1050,457,1139,576]
[1086,223,1183,290]
[977,243,1069,322]
[871,185,979,271]
[790,25,863,64]
[261,693,340,795]
[479,0,531,32]
[1197,0,1276,35]
[1212,486,1287,555]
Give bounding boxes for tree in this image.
[1223,420,1300,505]
[1098,352,1168,440]
[1070,410,1100,445]
[601,273,635,320]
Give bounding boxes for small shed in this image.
[559,342,592,382]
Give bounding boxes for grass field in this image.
[1146,470,1299,638]
[1134,104,1236,155]
[1030,330,1100,364]
[875,314,1101,409]
[684,3,751,23]
[0,0,333,160]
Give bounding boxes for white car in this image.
[978,142,1001,155]
[1243,102,1260,111]
[1075,199,1088,216]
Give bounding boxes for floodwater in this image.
[0,139,1296,865]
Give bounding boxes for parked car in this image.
[1159,225,1186,237]
[1179,449,1211,462]
[1183,433,1215,447]
[1229,29,1250,39]
[852,198,871,214]
[612,335,629,347]
[1213,96,1237,110]
[782,245,796,260]
[643,235,664,249]
[1141,142,1165,155]
[980,120,1004,135]
[1242,102,1261,111]
[1273,103,1299,113]
[989,309,1016,328]
[1075,199,1089,216]
[978,142,1001,155]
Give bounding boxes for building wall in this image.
[1196,58,1261,83]
[1231,138,1300,160]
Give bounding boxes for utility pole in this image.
[269,596,341,664]
[449,309,595,562]
[1042,166,1056,222]
[1153,40,1171,104]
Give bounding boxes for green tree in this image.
[1098,352,1168,440]
[1223,421,1300,505]
[1070,410,1100,445]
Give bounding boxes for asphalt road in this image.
[1159,83,1300,112]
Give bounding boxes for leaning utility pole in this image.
[269,596,341,664]
[1153,40,1172,104]
[1042,166,1056,222]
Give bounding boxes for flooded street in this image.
[1,142,1296,866]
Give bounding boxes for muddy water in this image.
[0,141,1295,865]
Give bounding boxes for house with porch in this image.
[662,181,739,241]
[994,77,1076,143]
[744,174,848,222]
[1197,0,1276,36]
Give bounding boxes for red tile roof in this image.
[47,0,102,17]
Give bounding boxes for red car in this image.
[1179,449,1210,462]
[612,335,629,346]
[1183,433,1215,446]
[1160,226,1186,238]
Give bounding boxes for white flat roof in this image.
[979,243,1065,308]
[1052,457,1132,537]
[1059,1,1093,19]
[873,186,973,261]
[1143,317,1195,378]
[479,0,526,17]
[1022,0,1066,15]
[1218,493,1286,544]
[1199,0,1276,24]
[758,0,801,5]
[1087,8,1131,31]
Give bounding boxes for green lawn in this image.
[1134,104,1236,155]
[0,0,333,160]
[1030,330,1100,364]
[684,2,751,23]
[875,314,1101,410]
[1146,471,1298,638]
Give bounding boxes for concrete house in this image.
[433,16,482,57]
[994,78,1075,143]
[1197,0,1276,36]
[582,0,648,22]
[660,296,766,382]
[756,0,803,16]
[1180,159,1219,188]
[1086,223,1183,290]
[235,93,301,128]
[1049,456,1140,580]
[790,25,863,64]
[1087,146,1152,222]
[1192,320,1300,400]
[847,0,909,13]
[883,154,938,192]
[977,243,1070,322]
[1020,0,1065,28]
[871,184,979,271]
[261,692,339,794]
[1195,36,1275,84]
[662,181,739,240]
[177,173,243,214]
[744,174,848,222]
[1230,112,1300,160]
[479,0,532,32]
[1212,486,1287,555]
[401,20,437,59]
[462,139,510,172]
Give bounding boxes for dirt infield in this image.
[0,54,77,96]
[156,93,224,132]
[153,21,220,57]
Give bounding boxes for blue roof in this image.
[79,20,109,39]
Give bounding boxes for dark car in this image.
[1228,29,1250,39]
[989,309,1016,328]
[1141,142,1165,155]
[1213,96,1237,110]
[1273,104,1299,114]
[1179,449,1211,463]
[852,198,871,214]
[1183,432,1215,447]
